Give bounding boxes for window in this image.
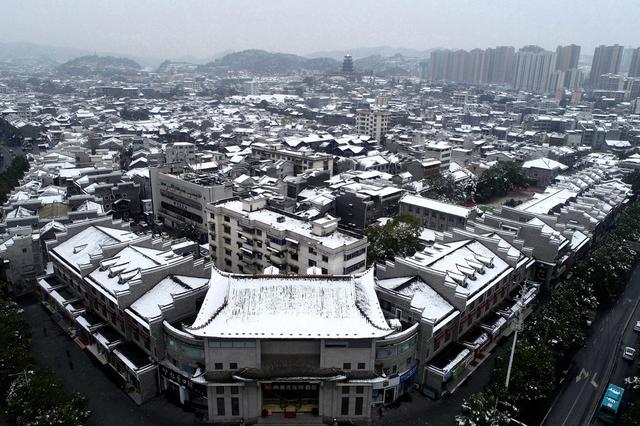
[216,398,225,416]
[224,216,230,222]
[215,363,223,370]
[256,229,262,236]
[357,362,365,370]
[230,387,239,395]
[22,248,27,253]
[322,255,328,262]
[216,386,225,394]
[223,225,230,234]
[344,248,366,261]
[308,247,317,255]
[308,259,317,267]
[356,386,364,394]
[229,362,238,370]
[343,363,351,370]
[355,397,364,415]
[341,397,349,415]
[231,397,239,416]
[342,386,350,394]
[224,237,231,245]
[225,259,232,267]
[344,260,365,274]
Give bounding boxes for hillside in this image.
[57,55,141,76]
[200,49,339,75]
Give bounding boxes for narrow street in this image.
[376,337,512,425]
[20,295,198,426]
[542,262,640,426]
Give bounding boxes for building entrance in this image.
[261,382,319,418]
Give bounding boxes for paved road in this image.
[19,295,201,426]
[542,263,640,426]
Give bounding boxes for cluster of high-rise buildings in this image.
[426,44,640,95]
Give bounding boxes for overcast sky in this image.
[2,0,638,59]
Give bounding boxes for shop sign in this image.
[159,365,207,398]
[261,383,318,391]
[399,364,418,384]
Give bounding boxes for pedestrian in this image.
[42,327,47,336]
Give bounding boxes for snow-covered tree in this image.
[5,370,90,426]
[456,391,517,426]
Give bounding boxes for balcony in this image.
[269,254,286,265]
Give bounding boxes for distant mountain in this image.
[57,55,141,77]
[307,46,433,60]
[353,54,417,76]
[0,41,90,63]
[200,49,340,75]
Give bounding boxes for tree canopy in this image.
[365,213,421,266]
[475,162,527,202]
[0,289,90,425]
[0,156,30,204]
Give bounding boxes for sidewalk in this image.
[20,295,197,426]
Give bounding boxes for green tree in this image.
[365,213,421,265]
[5,370,90,426]
[475,162,527,202]
[625,170,640,197]
[456,391,517,426]
[175,222,200,242]
[0,155,30,204]
[489,340,556,408]
[0,297,32,395]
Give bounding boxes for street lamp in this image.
[504,283,530,390]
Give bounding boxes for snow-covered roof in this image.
[88,245,183,296]
[377,276,455,323]
[50,226,139,270]
[400,194,471,218]
[188,268,392,339]
[403,239,512,296]
[129,275,209,320]
[218,200,360,249]
[521,157,568,171]
[517,188,577,215]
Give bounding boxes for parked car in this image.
[623,346,636,361]
[633,321,640,332]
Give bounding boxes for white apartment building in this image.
[400,194,476,232]
[252,144,334,177]
[208,197,368,275]
[165,142,196,164]
[150,165,233,242]
[424,142,452,171]
[356,108,391,142]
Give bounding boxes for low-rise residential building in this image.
[399,194,476,231]
[165,142,196,164]
[150,165,233,242]
[521,157,568,187]
[252,144,334,177]
[208,196,368,275]
[423,142,452,171]
[356,108,391,142]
